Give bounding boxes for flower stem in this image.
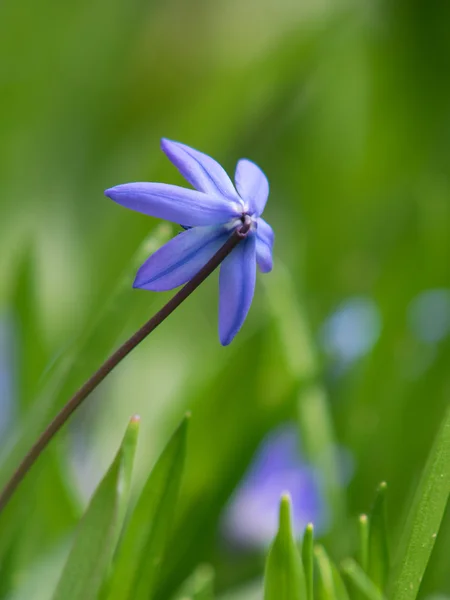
[0,226,248,513]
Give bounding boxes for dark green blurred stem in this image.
[0,226,248,514]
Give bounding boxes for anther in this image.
[237,214,252,238]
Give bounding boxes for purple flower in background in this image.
[222,425,328,548]
[0,317,15,438]
[105,140,274,345]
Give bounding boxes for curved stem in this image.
[0,228,246,513]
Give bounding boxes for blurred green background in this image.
[0,0,449,598]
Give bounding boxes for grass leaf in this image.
[52,416,139,600]
[368,482,389,591]
[302,523,314,600]
[315,545,350,600]
[358,514,369,573]
[389,404,450,600]
[105,414,189,600]
[177,564,215,600]
[341,558,385,600]
[264,494,306,600]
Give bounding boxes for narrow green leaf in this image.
[302,523,314,600]
[389,404,450,600]
[264,494,306,600]
[315,545,335,600]
[358,514,369,572]
[177,564,215,600]
[331,563,350,600]
[9,244,48,410]
[105,415,189,600]
[341,558,385,600]
[264,264,346,536]
[112,414,140,550]
[368,482,389,591]
[315,545,350,600]
[52,416,139,600]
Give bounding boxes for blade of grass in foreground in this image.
[358,514,369,573]
[52,416,140,600]
[389,404,450,600]
[264,494,306,600]
[302,523,314,600]
[104,415,188,600]
[341,558,384,600]
[368,482,389,591]
[315,545,349,600]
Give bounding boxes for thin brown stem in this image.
[0,226,247,513]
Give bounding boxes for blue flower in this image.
[105,139,274,346]
[221,425,328,548]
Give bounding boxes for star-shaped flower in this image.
[105,139,274,345]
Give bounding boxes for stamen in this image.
[237,214,252,238]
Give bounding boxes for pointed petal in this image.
[256,237,273,273]
[235,159,269,216]
[219,235,256,346]
[161,139,242,203]
[134,225,228,291]
[105,182,238,227]
[256,218,274,272]
[257,217,274,248]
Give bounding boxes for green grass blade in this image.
[177,564,215,600]
[105,415,189,600]
[331,562,350,600]
[368,482,389,591]
[389,404,450,600]
[264,263,346,536]
[315,545,336,600]
[9,244,48,410]
[264,494,306,600]
[358,514,369,572]
[341,558,385,600]
[52,416,139,600]
[302,523,314,600]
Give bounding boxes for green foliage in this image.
[389,404,450,600]
[302,523,314,600]
[341,559,384,600]
[357,515,369,574]
[104,415,188,600]
[176,564,215,600]
[368,483,389,592]
[52,416,139,600]
[264,494,306,600]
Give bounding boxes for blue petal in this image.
[161,139,242,203]
[219,235,256,346]
[257,217,274,247]
[235,159,269,216]
[256,217,274,273]
[134,225,228,291]
[256,238,273,273]
[105,182,238,227]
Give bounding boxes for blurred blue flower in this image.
[222,425,327,548]
[408,289,450,344]
[105,139,274,345]
[0,317,15,438]
[321,296,381,366]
